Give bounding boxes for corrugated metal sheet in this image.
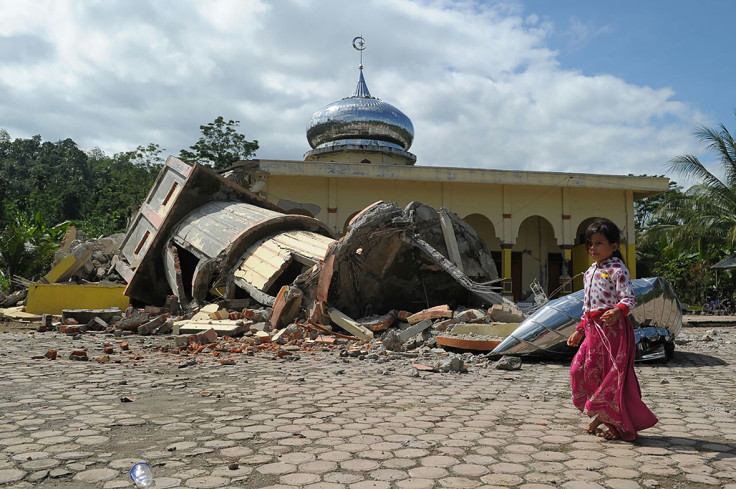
[173,201,283,258]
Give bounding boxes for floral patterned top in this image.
[582,256,636,317]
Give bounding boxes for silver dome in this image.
[306,70,414,151]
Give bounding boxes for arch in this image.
[513,215,562,299]
[574,216,627,245]
[464,213,502,278]
[361,159,371,164]
[575,217,601,245]
[508,210,562,250]
[462,213,501,250]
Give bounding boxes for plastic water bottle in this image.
[130,462,154,488]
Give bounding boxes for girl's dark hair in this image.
[585,218,624,260]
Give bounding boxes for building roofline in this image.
[239,159,670,197]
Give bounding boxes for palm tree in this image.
[648,113,736,253]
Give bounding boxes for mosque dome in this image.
[306,69,415,152]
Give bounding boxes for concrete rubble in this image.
[1,156,529,372]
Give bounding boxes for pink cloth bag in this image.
[570,313,658,441]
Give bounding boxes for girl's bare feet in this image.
[597,429,620,440]
[585,418,602,434]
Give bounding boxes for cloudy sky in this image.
[1,0,733,183]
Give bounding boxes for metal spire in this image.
[351,36,371,98]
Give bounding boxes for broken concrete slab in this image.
[173,319,250,336]
[85,316,109,331]
[61,308,123,325]
[495,355,522,370]
[327,308,374,341]
[397,319,433,343]
[449,322,520,337]
[115,313,151,332]
[42,244,94,284]
[439,208,464,273]
[0,306,41,321]
[435,335,502,351]
[488,304,525,323]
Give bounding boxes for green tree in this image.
[0,210,69,289]
[179,116,258,170]
[0,133,90,225]
[655,113,736,250]
[638,113,736,304]
[634,181,684,277]
[80,145,162,236]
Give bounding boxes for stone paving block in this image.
[0,325,734,488]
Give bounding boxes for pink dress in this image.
[570,257,658,441]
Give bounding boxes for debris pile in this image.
[3,157,531,372]
[46,227,126,284]
[17,294,530,375]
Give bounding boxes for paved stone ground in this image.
[0,325,734,489]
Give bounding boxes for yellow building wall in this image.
[26,283,130,315]
[503,185,564,243]
[264,168,639,294]
[567,188,629,242]
[265,176,330,220]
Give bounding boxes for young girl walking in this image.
[567,218,658,441]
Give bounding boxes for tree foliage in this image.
[637,112,736,305]
[656,114,736,250]
[0,117,251,291]
[179,116,258,170]
[0,132,162,290]
[0,210,69,282]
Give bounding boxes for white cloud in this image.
[0,0,704,179]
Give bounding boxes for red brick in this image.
[397,310,413,320]
[44,349,57,360]
[407,305,453,324]
[201,328,218,343]
[69,350,88,361]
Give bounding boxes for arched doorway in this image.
[463,213,501,273]
[572,217,600,290]
[514,216,561,301]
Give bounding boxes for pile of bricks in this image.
[24,296,526,373]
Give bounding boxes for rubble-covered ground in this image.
[0,319,734,489]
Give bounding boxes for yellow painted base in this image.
[43,255,77,283]
[26,283,130,315]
